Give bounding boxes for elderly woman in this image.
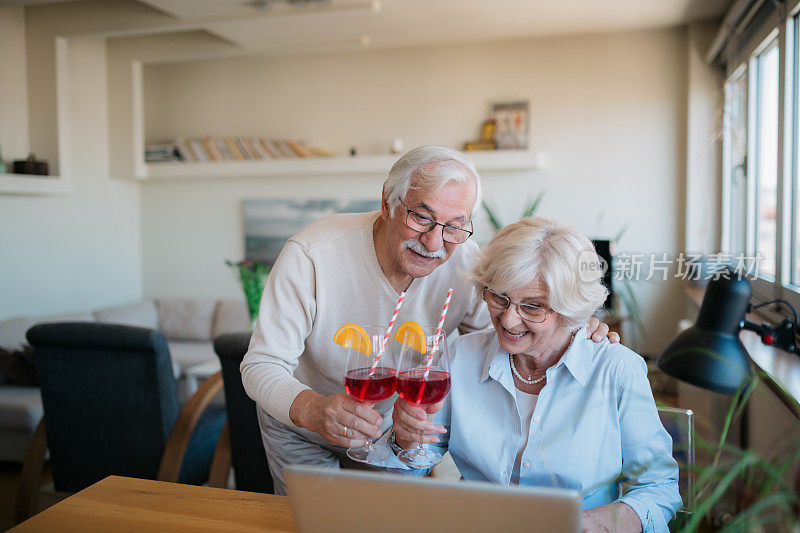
[391,217,681,533]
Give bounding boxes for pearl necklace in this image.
[509,331,576,385]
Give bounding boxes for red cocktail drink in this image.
[396,369,451,405]
[344,367,397,403]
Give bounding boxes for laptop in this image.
[285,464,582,533]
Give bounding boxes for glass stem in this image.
[365,403,376,450]
[416,429,425,453]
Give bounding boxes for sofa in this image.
[0,298,249,463]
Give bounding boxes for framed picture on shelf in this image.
[491,101,529,150]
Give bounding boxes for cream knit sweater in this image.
[241,211,489,428]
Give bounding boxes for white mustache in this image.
[402,239,447,259]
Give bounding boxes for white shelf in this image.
[2,38,72,197]
[139,150,540,181]
[0,173,70,196]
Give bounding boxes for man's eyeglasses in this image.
[482,288,554,323]
[399,199,473,244]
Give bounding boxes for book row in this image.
[145,137,331,163]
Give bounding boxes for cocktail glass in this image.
[395,326,451,468]
[342,324,396,464]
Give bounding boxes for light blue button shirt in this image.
[431,326,681,533]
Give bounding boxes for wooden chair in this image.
[16,322,227,523]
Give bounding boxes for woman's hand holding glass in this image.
[394,325,452,468]
[391,397,447,450]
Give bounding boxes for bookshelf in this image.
[139,150,541,181]
[132,60,541,182]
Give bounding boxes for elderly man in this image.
[241,145,616,494]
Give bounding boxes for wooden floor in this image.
[1,462,23,531]
[0,461,59,532]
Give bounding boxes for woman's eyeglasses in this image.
[482,288,553,323]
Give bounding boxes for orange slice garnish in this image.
[333,324,372,356]
[394,321,427,353]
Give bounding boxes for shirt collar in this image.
[480,325,592,387]
[481,334,509,383]
[552,325,591,387]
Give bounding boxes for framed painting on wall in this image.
[491,101,529,150]
[242,198,380,263]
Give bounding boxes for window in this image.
[752,39,779,279]
[723,68,748,256]
[792,16,800,289]
[721,6,800,312]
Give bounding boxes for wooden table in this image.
[11,476,296,532]
[742,329,800,420]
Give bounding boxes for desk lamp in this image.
[657,270,799,394]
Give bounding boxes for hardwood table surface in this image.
[11,476,296,532]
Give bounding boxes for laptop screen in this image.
[285,464,581,533]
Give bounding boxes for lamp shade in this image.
[657,272,753,395]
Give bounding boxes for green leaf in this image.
[481,200,503,231]
[721,493,795,532]
[226,259,272,324]
[522,191,546,218]
[685,452,761,531]
[613,222,630,243]
[616,280,645,336]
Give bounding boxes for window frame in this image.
[779,9,800,314]
[722,64,749,258]
[748,34,779,286]
[721,4,800,317]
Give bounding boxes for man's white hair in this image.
[383,145,482,219]
[469,217,609,330]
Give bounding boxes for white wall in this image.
[685,21,723,253]
[134,27,693,355]
[0,6,29,162]
[0,10,143,320]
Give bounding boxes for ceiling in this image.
[139,0,731,52]
[9,0,733,54]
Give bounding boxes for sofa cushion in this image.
[0,346,37,386]
[37,311,96,323]
[157,299,217,341]
[94,301,158,329]
[0,317,37,352]
[0,312,95,352]
[0,385,43,431]
[168,340,218,369]
[212,300,250,339]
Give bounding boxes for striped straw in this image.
[368,291,406,375]
[423,288,453,379]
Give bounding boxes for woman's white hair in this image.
[469,216,609,330]
[383,145,482,219]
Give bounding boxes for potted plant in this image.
[226,259,273,329]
